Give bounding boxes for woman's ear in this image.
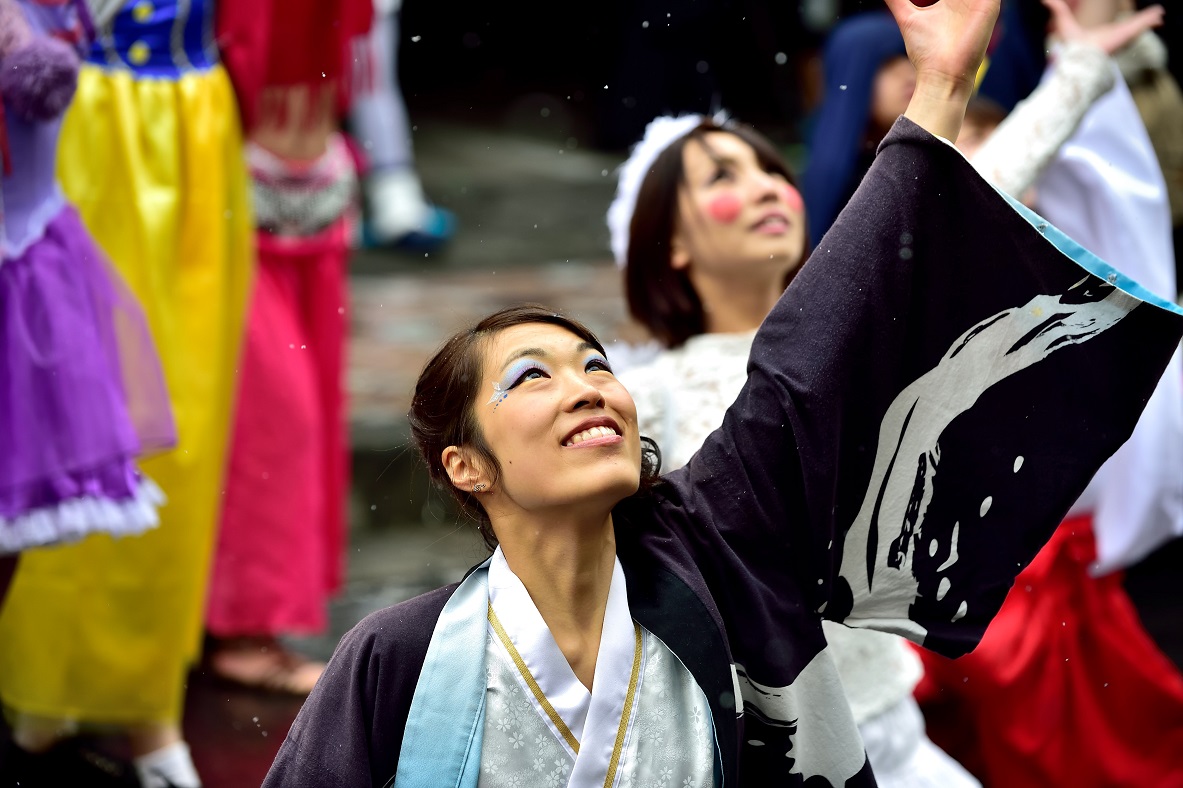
[442,445,488,493]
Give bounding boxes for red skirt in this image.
[206,222,349,637]
[915,517,1183,787]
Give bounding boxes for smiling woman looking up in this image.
[262,1,1183,786]
[428,311,650,692]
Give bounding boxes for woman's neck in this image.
[496,513,617,690]
[692,268,787,335]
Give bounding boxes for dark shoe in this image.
[4,736,139,788]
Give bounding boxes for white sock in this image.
[367,167,431,241]
[134,741,203,788]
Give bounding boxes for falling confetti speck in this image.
[839,84,848,91]
[774,52,787,65]
[411,35,421,42]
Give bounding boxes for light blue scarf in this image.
[391,559,491,788]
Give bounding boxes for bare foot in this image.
[207,637,325,696]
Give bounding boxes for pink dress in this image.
[205,136,355,637]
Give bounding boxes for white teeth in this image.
[565,426,619,446]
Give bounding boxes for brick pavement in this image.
[345,117,654,448]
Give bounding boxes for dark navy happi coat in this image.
[264,118,1183,788]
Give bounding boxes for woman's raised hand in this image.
[885,0,1001,142]
[1044,0,1164,56]
[886,0,1000,93]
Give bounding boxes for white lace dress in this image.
[619,332,977,787]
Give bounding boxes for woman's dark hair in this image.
[408,304,662,550]
[625,118,806,349]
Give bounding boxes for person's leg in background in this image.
[350,0,455,250]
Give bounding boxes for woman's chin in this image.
[575,470,643,510]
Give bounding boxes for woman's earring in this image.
[472,483,486,493]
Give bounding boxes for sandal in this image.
[206,637,325,696]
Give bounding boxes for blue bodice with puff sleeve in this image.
[87,0,217,76]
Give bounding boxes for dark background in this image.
[397,0,1183,150]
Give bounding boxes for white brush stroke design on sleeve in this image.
[837,280,1139,640]
[734,649,867,785]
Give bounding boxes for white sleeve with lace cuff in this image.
[971,41,1114,199]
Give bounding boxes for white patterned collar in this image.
[488,547,640,785]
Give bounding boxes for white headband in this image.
[607,112,730,269]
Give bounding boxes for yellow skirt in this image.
[0,65,253,725]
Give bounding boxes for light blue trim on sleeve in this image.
[392,560,492,788]
[999,189,1183,316]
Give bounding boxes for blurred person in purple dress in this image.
[0,0,177,783]
[0,0,172,596]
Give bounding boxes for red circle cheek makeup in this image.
[781,184,805,214]
[706,193,743,224]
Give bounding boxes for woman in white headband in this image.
[609,111,978,788]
